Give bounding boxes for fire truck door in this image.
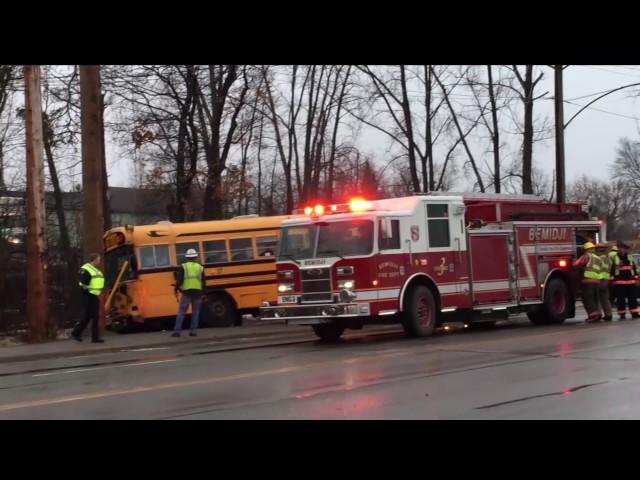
[468,233,517,305]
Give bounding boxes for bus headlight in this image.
[278,284,294,293]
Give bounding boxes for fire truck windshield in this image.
[279,220,374,260]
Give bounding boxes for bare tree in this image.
[0,66,19,191]
[465,65,514,192]
[567,174,640,239]
[260,65,301,214]
[354,66,420,192]
[258,65,357,211]
[432,66,486,192]
[503,65,548,194]
[106,65,206,221]
[611,137,640,190]
[194,65,251,220]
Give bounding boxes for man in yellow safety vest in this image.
[71,253,105,343]
[171,248,206,337]
[572,241,602,322]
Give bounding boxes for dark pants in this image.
[615,284,639,317]
[73,294,100,340]
[599,282,612,319]
[581,282,601,320]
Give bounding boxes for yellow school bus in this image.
[103,215,299,332]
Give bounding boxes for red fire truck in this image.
[259,193,605,342]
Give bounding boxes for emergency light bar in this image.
[299,198,374,216]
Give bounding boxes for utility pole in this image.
[24,65,49,342]
[79,66,105,261]
[100,93,111,233]
[554,65,566,203]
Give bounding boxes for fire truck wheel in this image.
[201,293,237,328]
[312,323,346,342]
[528,277,570,325]
[402,285,437,338]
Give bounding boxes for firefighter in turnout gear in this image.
[572,241,602,322]
[171,248,206,337]
[71,253,105,343]
[608,244,618,303]
[611,241,640,320]
[597,243,613,322]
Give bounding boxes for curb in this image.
[0,326,314,364]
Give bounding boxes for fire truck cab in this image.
[259,193,605,342]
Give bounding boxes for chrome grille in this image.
[301,267,332,303]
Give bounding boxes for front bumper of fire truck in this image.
[260,302,371,325]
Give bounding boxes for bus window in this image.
[230,238,254,261]
[139,245,171,269]
[257,236,278,257]
[105,244,134,286]
[204,239,228,264]
[176,242,200,264]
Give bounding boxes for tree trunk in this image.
[399,65,420,193]
[522,65,534,194]
[425,65,435,192]
[487,65,501,193]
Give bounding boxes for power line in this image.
[565,86,639,102]
[604,65,640,72]
[577,65,640,78]
[564,100,640,122]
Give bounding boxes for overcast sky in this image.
[103,65,640,190]
[536,65,640,181]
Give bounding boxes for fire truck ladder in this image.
[416,192,546,202]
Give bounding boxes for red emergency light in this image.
[304,205,325,216]
[302,198,374,216]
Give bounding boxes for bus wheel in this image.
[201,294,236,328]
[402,285,437,338]
[312,323,345,343]
[112,317,132,334]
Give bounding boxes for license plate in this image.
[278,295,298,304]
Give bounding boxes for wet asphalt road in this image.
[2,315,640,419]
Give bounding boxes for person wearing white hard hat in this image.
[171,248,206,337]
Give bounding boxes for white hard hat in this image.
[185,248,198,258]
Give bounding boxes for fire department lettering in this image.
[378,261,399,270]
[379,261,400,278]
[303,259,327,266]
[528,227,568,241]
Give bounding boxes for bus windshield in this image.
[278,219,374,261]
[104,245,135,288]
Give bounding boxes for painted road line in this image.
[32,359,177,378]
